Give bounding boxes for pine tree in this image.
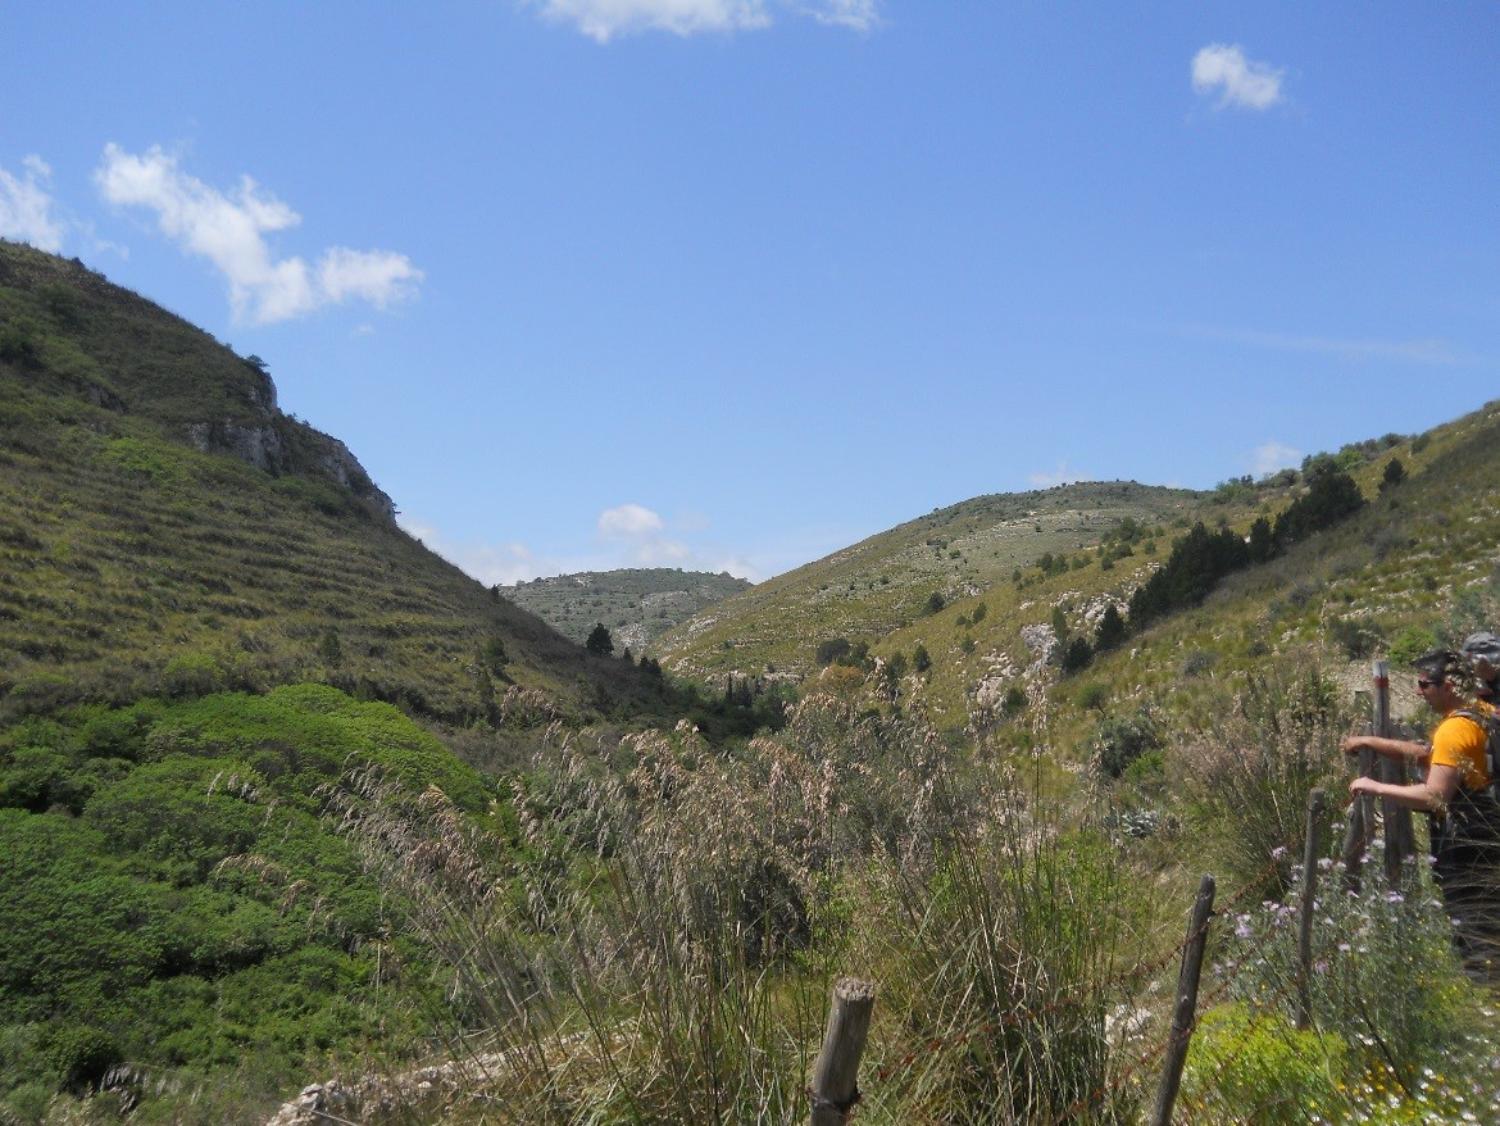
[1379,457,1407,494]
[585,623,614,656]
[1095,604,1126,652]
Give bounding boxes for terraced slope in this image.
[507,568,751,651]
[0,240,654,724]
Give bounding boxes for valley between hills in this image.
[4,236,1500,1122]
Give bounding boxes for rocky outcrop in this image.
[184,411,396,523]
[187,420,287,474]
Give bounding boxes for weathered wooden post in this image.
[1151,874,1216,1126]
[1341,673,1378,890]
[1297,788,1325,1030]
[1371,660,1415,881]
[810,977,876,1126]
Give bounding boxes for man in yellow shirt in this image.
[1342,650,1498,972]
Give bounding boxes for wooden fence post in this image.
[1297,789,1325,1030]
[1371,660,1415,882]
[1151,874,1216,1126]
[810,977,876,1126]
[1341,677,1378,890]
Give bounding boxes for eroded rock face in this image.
[187,420,287,474]
[1019,623,1059,670]
[184,408,396,522]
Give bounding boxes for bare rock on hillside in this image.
[187,420,285,473]
[1019,623,1059,670]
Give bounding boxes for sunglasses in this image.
[1416,677,1443,689]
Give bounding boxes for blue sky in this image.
[3,2,1496,583]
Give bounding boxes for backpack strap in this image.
[1452,708,1500,794]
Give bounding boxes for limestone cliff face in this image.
[186,419,286,472]
[184,367,396,523]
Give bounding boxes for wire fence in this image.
[856,847,1301,1126]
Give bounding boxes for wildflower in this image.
[1271,845,1289,861]
[1384,889,1404,904]
[1317,857,1334,871]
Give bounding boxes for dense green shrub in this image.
[815,637,852,666]
[1091,708,1161,780]
[1329,616,1385,659]
[1184,1005,1344,1123]
[0,684,491,1111]
[1060,636,1093,673]
[1176,665,1347,893]
[46,1025,122,1091]
[1388,625,1439,667]
[1077,682,1109,712]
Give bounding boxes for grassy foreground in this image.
[189,663,1498,1124]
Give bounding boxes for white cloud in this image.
[94,144,422,325]
[1174,322,1464,366]
[399,516,544,586]
[0,154,66,251]
[529,0,876,41]
[1252,441,1302,477]
[1191,44,1284,111]
[598,503,666,537]
[318,247,422,308]
[801,0,878,30]
[1028,463,1094,488]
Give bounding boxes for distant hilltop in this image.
[507,568,752,652]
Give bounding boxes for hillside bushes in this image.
[0,685,492,1115]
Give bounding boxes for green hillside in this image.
[506,567,751,651]
[0,241,697,1119]
[657,480,1213,686]
[855,407,1497,743]
[6,235,1500,1122]
[0,240,659,728]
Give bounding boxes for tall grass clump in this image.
[1175,661,1353,895]
[853,807,1135,1123]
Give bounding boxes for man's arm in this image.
[1342,734,1430,766]
[1350,763,1460,812]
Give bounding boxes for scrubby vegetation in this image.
[0,686,492,1119]
[4,239,1500,1121]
